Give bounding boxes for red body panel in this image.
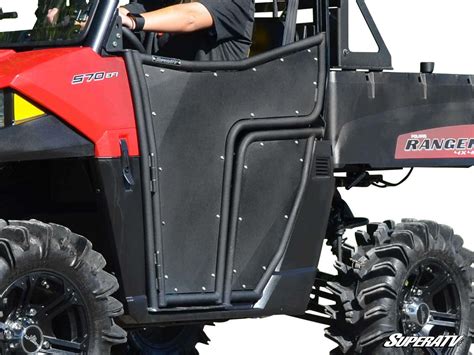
[0,47,138,157]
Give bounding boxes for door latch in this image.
[120,139,135,190]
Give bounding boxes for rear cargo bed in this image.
[326,70,474,170]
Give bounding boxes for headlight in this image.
[0,90,45,127]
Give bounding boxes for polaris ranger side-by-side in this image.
[0,0,471,353]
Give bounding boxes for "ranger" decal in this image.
[395,125,474,159]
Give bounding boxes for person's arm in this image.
[46,0,66,24]
[46,8,60,24]
[119,3,213,33]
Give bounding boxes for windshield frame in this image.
[0,0,101,50]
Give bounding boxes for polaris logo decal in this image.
[383,333,464,349]
[395,125,474,159]
[20,325,44,353]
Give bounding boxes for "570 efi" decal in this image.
[72,71,119,85]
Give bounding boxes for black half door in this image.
[138,34,326,308]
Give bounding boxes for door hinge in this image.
[149,153,158,192]
[154,251,161,291]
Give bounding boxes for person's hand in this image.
[47,7,59,25]
[119,7,134,30]
[119,7,130,16]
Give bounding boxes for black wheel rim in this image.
[0,271,89,354]
[399,260,462,336]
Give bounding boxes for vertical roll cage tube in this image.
[85,0,119,53]
[125,33,327,310]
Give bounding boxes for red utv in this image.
[0,0,471,354]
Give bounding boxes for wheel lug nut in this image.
[27,308,37,317]
[41,280,50,289]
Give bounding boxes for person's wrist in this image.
[128,16,136,30]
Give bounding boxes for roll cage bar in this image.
[328,0,392,70]
[92,0,391,72]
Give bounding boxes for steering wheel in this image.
[122,26,146,53]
